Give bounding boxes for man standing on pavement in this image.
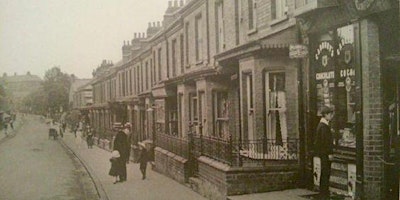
[314,105,334,199]
[113,127,129,182]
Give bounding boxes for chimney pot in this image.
[134,33,137,39]
[174,0,178,7]
[143,32,146,38]
[157,21,161,27]
[153,22,156,27]
[168,1,172,7]
[148,22,151,27]
[180,0,184,6]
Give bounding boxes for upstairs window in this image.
[248,0,257,31]
[195,14,203,62]
[215,1,225,53]
[172,39,177,77]
[272,0,288,20]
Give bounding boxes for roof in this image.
[0,74,42,83]
[69,79,92,102]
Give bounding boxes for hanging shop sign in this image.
[289,44,308,59]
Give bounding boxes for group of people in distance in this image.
[109,123,148,184]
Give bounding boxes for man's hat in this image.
[321,106,334,115]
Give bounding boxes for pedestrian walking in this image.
[3,121,8,136]
[314,105,334,199]
[75,128,83,148]
[113,128,129,182]
[58,122,64,138]
[9,117,14,130]
[138,142,148,180]
[109,150,122,184]
[73,124,78,138]
[86,127,94,149]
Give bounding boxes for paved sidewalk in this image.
[60,131,207,200]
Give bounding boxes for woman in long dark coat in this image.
[113,129,129,182]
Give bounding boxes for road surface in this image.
[0,115,98,200]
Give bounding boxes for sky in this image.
[0,0,169,79]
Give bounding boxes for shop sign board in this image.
[289,44,308,59]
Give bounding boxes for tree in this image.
[0,83,12,112]
[42,67,71,118]
[22,87,48,115]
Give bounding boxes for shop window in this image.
[313,24,358,149]
[265,72,287,144]
[213,91,229,139]
[335,25,357,148]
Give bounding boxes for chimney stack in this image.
[153,22,156,27]
[180,0,184,7]
[157,21,161,27]
[174,0,178,7]
[168,1,172,7]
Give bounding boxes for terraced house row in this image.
[72,0,400,199]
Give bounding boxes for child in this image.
[109,150,121,184]
[138,142,148,180]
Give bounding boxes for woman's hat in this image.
[111,150,120,158]
[321,106,334,115]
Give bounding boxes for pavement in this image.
[2,115,319,200]
[59,129,320,200]
[59,129,208,200]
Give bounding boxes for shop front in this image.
[309,23,362,199]
[295,0,396,199]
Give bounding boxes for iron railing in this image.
[156,132,189,159]
[190,135,299,166]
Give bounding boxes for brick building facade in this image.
[78,0,400,199]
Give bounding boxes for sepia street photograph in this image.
[0,0,399,199]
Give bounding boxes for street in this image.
[0,115,98,200]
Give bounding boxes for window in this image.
[129,69,132,95]
[153,51,156,85]
[213,91,229,139]
[180,34,184,74]
[265,72,287,145]
[248,0,257,31]
[172,39,177,77]
[150,58,153,87]
[215,1,225,53]
[189,93,198,134]
[185,22,190,66]
[145,61,149,90]
[195,14,203,62]
[140,64,143,92]
[158,48,162,81]
[178,93,183,137]
[235,0,240,45]
[272,0,288,20]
